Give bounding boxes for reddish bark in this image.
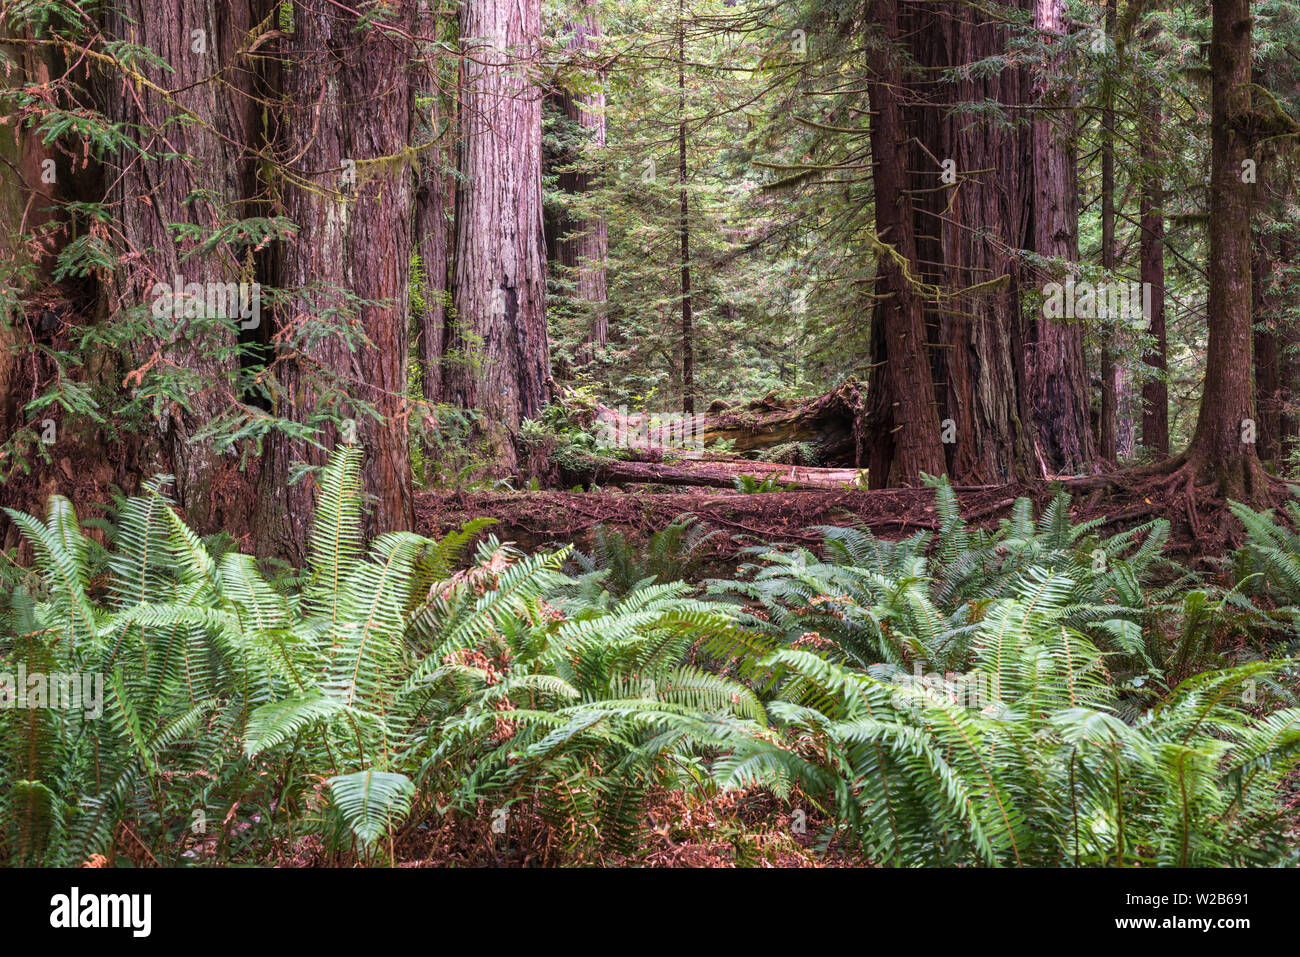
[863,0,946,488]
[262,2,417,558]
[1026,0,1095,475]
[902,0,1039,484]
[102,1,269,530]
[445,0,550,470]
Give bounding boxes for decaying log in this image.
[591,379,866,465]
[567,455,865,490]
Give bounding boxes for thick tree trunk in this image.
[903,0,1039,484]
[0,35,62,453]
[1027,0,1095,474]
[102,1,268,531]
[446,0,550,471]
[1139,92,1168,456]
[1183,0,1263,497]
[864,0,946,488]
[262,2,416,559]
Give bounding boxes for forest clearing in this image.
[4,0,1300,914]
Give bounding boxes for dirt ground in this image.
[415,473,1253,561]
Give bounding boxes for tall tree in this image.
[1177,0,1263,497]
[863,0,945,487]
[103,1,269,530]
[260,1,416,558]
[1027,0,1095,474]
[446,0,550,469]
[903,0,1039,484]
[677,0,695,415]
[0,33,64,479]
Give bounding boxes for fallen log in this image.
[567,455,865,490]
[591,379,866,465]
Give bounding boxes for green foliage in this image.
[568,518,719,596]
[519,398,630,477]
[709,479,1186,682]
[719,647,1300,866]
[0,449,493,863]
[0,448,757,864]
[7,458,1300,868]
[755,441,820,466]
[1229,496,1300,635]
[732,474,793,493]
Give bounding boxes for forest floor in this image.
[265,788,865,868]
[415,472,1248,563]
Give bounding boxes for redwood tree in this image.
[260,2,417,558]
[103,0,269,530]
[1026,0,1095,474]
[863,0,945,487]
[903,0,1039,485]
[445,0,550,470]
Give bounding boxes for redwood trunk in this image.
[902,0,1039,484]
[446,0,550,471]
[864,0,946,487]
[1027,0,1095,474]
[264,2,416,558]
[102,1,267,530]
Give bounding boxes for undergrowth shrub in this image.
[4,463,1300,868]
